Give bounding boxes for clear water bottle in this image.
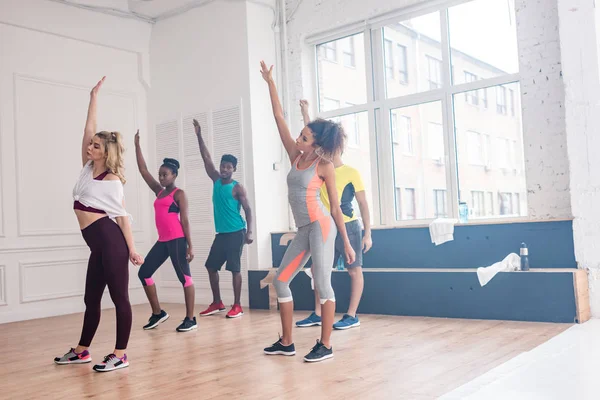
[520,242,530,271]
[459,202,469,223]
[336,257,344,271]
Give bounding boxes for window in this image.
[316,33,367,112]
[434,189,447,217]
[513,193,521,215]
[395,187,402,220]
[344,102,360,146]
[321,98,340,112]
[391,113,399,143]
[486,192,494,215]
[496,86,507,115]
[342,36,356,68]
[464,72,479,105]
[428,122,444,161]
[450,0,519,84]
[509,89,515,116]
[467,131,490,166]
[427,56,442,89]
[313,0,524,226]
[397,44,408,83]
[383,12,441,98]
[400,116,413,155]
[319,41,337,62]
[405,188,416,220]
[384,39,394,80]
[471,191,485,217]
[481,87,488,108]
[499,192,513,215]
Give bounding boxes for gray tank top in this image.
[287,155,330,228]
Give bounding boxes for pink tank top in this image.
[154,188,185,242]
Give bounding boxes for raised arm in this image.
[175,189,194,262]
[321,161,355,265]
[300,99,311,126]
[355,191,373,253]
[234,184,254,245]
[82,76,105,166]
[260,61,301,163]
[193,119,220,182]
[134,130,163,195]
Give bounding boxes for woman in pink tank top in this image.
[134,132,197,333]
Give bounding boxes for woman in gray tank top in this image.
[260,61,356,363]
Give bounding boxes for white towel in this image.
[477,253,521,286]
[429,218,458,246]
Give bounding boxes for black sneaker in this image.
[303,340,333,362]
[143,310,169,330]
[264,337,296,356]
[176,317,198,332]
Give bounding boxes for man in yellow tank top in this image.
[295,100,373,330]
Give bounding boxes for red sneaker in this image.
[199,301,226,316]
[226,304,244,318]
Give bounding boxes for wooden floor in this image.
[0,304,569,400]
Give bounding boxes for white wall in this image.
[245,0,289,271]
[284,0,572,221]
[557,0,600,316]
[148,0,288,306]
[0,0,152,323]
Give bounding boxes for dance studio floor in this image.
[0,304,569,399]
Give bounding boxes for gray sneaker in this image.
[54,348,92,365]
[92,354,129,372]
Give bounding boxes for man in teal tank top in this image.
[193,119,253,319]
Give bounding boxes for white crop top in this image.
[73,161,132,222]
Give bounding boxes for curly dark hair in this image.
[306,118,346,158]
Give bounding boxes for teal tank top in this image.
[213,180,246,233]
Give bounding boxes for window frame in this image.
[309,0,523,227]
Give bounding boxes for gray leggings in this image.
[274,216,337,304]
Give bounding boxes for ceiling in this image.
[128,0,207,19]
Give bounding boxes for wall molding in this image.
[0,75,4,238]
[0,265,6,306]
[12,73,142,237]
[18,258,145,304]
[19,258,88,303]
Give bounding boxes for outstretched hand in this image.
[134,129,140,146]
[193,119,201,136]
[91,76,105,98]
[299,99,309,115]
[260,61,274,83]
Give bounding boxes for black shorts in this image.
[333,220,363,268]
[205,229,246,272]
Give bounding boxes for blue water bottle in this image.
[336,257,344,271]
[459,202,469,223]
[520,242,530,271]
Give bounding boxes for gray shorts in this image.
[333,219,363,268]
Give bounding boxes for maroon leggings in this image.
[79,217,131,350]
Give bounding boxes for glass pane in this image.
[449,0,518,84]
[330,112,374,221]
[316,33,367,112]
[454,82,527,219]
[383,11,442,98]
[391,101,447,221]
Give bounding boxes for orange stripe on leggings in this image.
[318,217,331,243]
[277,250,307,283]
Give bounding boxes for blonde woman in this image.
[54,77,143,372]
